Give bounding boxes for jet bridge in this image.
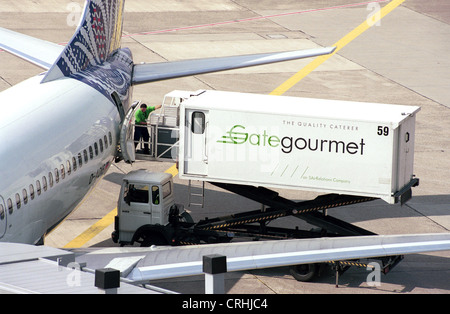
[79,233,450,283]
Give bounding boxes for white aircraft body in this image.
[0,0,335,245]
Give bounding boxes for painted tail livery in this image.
[43,0,133,106]
[44,0,125,81]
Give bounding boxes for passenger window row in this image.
[0,132,113,219]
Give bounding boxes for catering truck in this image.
[113,90,420,280]
[121,89,419,204]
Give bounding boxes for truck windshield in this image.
[125,184,149,204]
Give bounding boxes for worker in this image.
[134,103,162,154]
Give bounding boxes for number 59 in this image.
[377,126,389,136]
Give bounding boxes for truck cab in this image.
[112,170,176,246]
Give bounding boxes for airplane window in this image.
[36,180,41,196]
[22,189,28,204]
[109,132,112,145]
[99,139,103,153]
[84,149,88,163]
[49,172,54,187]
[54,168,60,183]
[104,135,108,148]
[60,165,65,180]
[67,161,71,175]
[7,198,13,214]
[15,193,21,209]
[0,204,4,220]
[42,176,48,192]
[72,157,77,172]
[94,143,99,156]
[78,153,83,167]
[29,184,35,200]
[89,146,94,159]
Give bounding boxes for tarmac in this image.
[0,0,449,294]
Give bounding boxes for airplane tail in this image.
[43,0,125,82]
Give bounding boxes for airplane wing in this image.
[0,22,335,85]
[132,46,336,85]
[0,27,64,70]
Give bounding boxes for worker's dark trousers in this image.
[134,126,150,152]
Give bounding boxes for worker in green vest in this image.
[134,103,161,154]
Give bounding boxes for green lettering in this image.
[249,133,260,145]
[268,136,280,147]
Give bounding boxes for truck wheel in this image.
[140,232,168,247]
[180,211,194,223]
[290,263,318,282]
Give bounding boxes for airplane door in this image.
[119,105,137,163]
[0,195,6,239]
[184,110,209,176]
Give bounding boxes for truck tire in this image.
[290,263,318,282]
[180,211,194,223]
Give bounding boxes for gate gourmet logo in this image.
[217,125,280,147]
[218,124,366,155]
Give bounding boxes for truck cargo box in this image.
[178,91,420,204]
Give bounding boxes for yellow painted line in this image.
[63,0,404,248]
[165,163,179,177]
[63,164,179,248]
[63,208,117,248]
[270,0,405,96]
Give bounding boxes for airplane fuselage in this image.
[0,73,124,244]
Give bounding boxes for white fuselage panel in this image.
[0,75,121,244]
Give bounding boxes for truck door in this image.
[121,182,151,232]
[0,195,6,239]
[184,110,209,176]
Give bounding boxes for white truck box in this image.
[178,90,420,204]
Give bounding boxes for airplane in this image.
[0,0,336,245]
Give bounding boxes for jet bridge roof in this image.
[74,233,450,282]
[0,243,158,294]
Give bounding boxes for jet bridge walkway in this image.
[75,233,450,284]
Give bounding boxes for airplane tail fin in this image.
[43,0,125,82]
